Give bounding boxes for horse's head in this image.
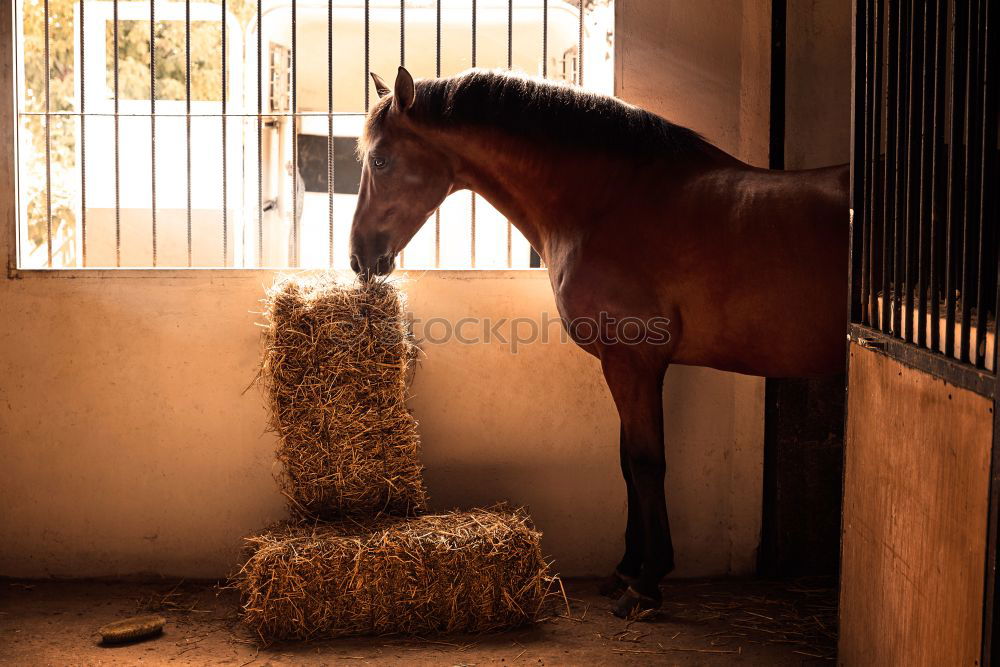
[350,67,455,278]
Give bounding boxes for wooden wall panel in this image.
[840,344,993,666]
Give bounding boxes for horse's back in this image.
[662,162,851,376]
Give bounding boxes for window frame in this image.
[3,0,609,278]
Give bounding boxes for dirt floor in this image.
[0,577,837,665]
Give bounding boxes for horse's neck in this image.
[438,127,627,262]
[433,123,739,264]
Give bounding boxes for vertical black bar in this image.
[891,0,910,338]
[328,0,334,267]
[186,0,192,266]
[916,0,938,349]
[881,0,898,334]
[150,0,157,267]
[865,0,877,325]
[867,0,883,327]
[79,0,86,267]
[43,0,51,266]
[960,0,980,364]
[470,0,476,268]
[392,0,403,269]
[578,0,584,86]
[853,0,870,325]
[972,0,991,369]
[290,0,297,268]
[434,0,441,268]
[508,0,513,70]
[113,0,120,267]
[531,0,549,268]
[364,0,370,111]
[221,0,228,266]
[257,0,263,266]
[770,0,786,171]
[979,0,999,370]
[507,0,513,267]
[946,0,970,359]
[542,0,548,78]
[903,0,921,343]
[929,0,947,353]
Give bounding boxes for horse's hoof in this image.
[612,587,661,619]
[598,569,637,598]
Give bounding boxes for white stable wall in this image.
[0,1,772,579]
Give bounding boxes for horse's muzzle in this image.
[350,252,395,279]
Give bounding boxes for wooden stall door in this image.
[840,345,994,665]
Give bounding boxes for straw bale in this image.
[234,506,555,640]
[258,275,427,519]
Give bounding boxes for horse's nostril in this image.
[376,254,394,275]
[350,254,361,274]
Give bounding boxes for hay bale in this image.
[258,276,427,519]
[233,506,556,640]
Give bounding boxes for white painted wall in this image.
[1,1,771,579]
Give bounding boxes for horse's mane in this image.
[359,69,709,158]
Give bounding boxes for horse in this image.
[349,67,849,617]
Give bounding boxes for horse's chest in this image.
[547,266,620,354]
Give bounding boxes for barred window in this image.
[12,0,615,270]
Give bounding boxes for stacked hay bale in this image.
[234,275,555,641]
[258,277,426,519]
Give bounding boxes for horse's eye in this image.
[372,157,387,170]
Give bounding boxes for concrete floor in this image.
[0,578,837,665]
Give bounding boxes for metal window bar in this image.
[221,0,228,267]
[186,0,192,267]
[44,0,51,267]
[434,0,441,268]
[399,0,405,268]
[851,0,864,322]
[850,0,867,327]
[959,0,981,365]
[290,0,298,268]
[529,0,549,269]
[578,0,583,86]
[257,0,263,266]
[976,0,999,371]
[852,0,999,377]
[365,0,370,112]
[334,0,335,268]
[902,0,919,343]
[80,0,86,267]
[945,0,969,360]
[881,0,897,335]
[114,0,120,267]
[470,0,477,269]
[507,0,513,268]
[150,0,157,267]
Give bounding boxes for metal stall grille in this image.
[850,1,999,661]
[11,0,613,270]
[851,0,999,385]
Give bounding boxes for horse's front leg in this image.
[601,353,674,618]
[598,425,644,598]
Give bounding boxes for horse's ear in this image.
[371,72,391,98]
[393,66,415,112]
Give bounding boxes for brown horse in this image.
[350,67,849,617]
